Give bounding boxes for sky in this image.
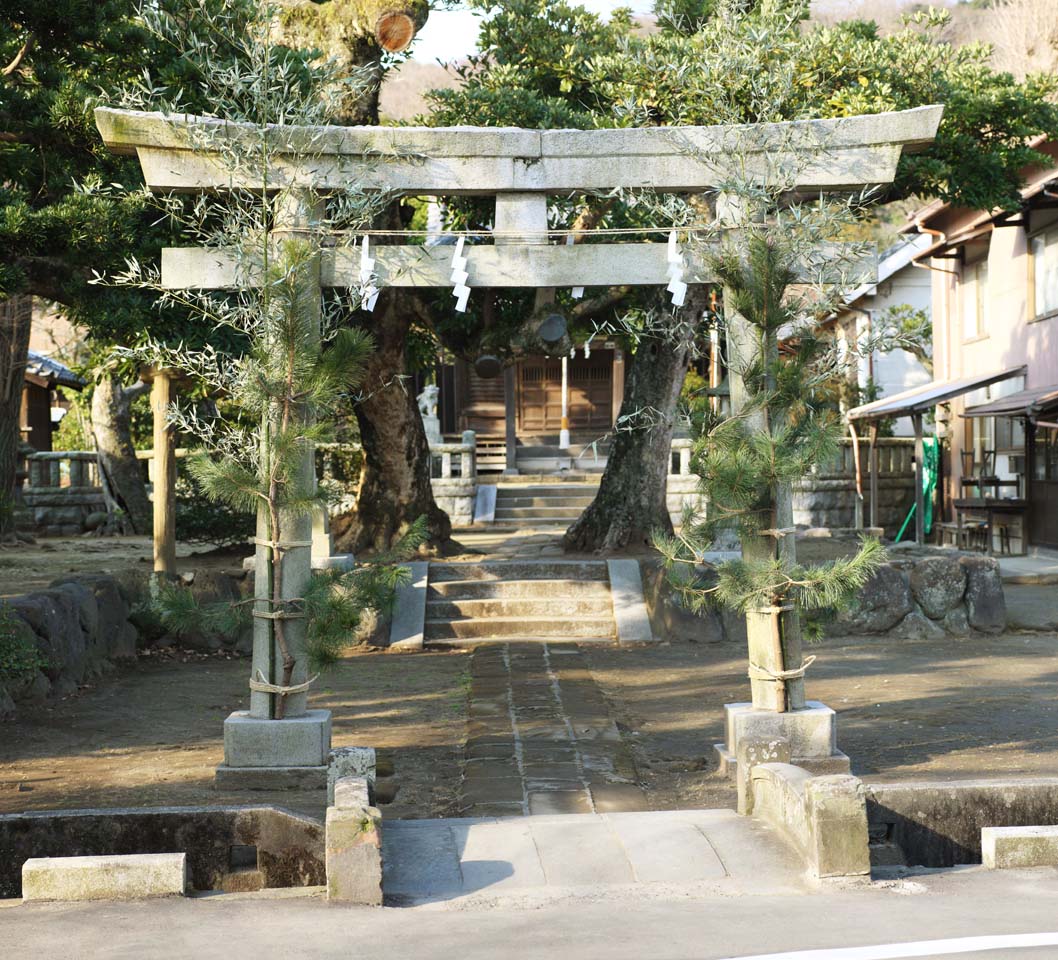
[409,1,657,62]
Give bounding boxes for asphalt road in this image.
[5,866,1058,960]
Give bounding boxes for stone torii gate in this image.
[96,104,941,789]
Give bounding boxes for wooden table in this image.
[953,498,1028,556]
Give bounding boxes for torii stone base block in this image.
[215,709,332,791]
[715,702,850,779]
[242,554,355,573]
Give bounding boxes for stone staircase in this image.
[492,482,600,528]
[424,560,616,645]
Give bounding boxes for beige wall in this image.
[930,177,1058,508]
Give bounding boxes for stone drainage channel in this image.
[460,643,648,817]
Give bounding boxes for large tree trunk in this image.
[91,374,153,535]
[331,291,451,553]
[274,0,430,123]
[0,296,33,536]
[562,338,687,552]
[563,287,706,553]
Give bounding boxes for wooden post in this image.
[559,355,570,449]
[151,370,177,577]
[869,422,879,530]
[503,366,518,475]
[913,413,925,546]
[612,347,625,426]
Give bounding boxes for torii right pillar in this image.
[713,196,851,783]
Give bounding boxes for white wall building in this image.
[832,233,934,436]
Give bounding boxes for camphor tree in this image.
[264,0,454,555]
[103,0,423,717]
[655,176,888,711]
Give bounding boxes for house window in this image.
[961,258,988,340]
[1031,227,1058,317]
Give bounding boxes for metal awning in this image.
[963,384,1058,418]
[847,366,1026,421]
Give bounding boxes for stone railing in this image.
[808,436,914,478]
[794,437,915,534]
[670,437,693,477]
[25,450,101,490]
[21,451,106,535]
[430,430,477,480]
[430,431,477,526]
[667,437,701,527]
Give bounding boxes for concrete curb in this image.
[389,562,430,652]
[606,559,655,644]
[22,853,187,902]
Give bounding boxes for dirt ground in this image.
[587,627,1058,809]
[3,535,1058,821]
[0,646,469,821]
[5,627,1058,821]
[0,535,242,599]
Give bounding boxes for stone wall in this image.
[19,452,108,535]
[666,474,703,528]
[20,487,108,536]
[792,438,916,537]
[866,779,1058,868]
[643,546,1005,645]
[431,478,476,526]
[831,548,1006,639]
[1,574,143,717]
[792,476,914,534]
[0,805,324,898]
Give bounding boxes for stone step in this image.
[424,617,615,640]
[495,506,586,520]
[489,474,602,486]
[428,579,612,600]
[429,561,609,582]
[426,597,614,620]
[427,635,616,648]
[495,484,599,497]
[490,517,579,527]
[494,496,597,508]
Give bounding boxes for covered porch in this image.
[847,365,1027,547]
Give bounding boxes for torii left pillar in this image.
[216,189,332,791]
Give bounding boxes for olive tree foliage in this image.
[99,0,423,715]
[653,175,887,640]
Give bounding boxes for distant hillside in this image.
[380,60,462,123]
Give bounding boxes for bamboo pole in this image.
[151,369,177,577]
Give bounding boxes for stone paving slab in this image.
[458,642,647,817]
[381,810,806,905]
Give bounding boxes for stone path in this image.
[381,809,807,905]
[461,643,648,817]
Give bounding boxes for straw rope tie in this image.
[254,537,313,549]
[249,669,318,696]
[748,655,817,683]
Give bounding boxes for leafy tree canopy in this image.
[428,0,1058,210]
[0,0,316,352]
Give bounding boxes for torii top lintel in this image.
[94,105,942,196]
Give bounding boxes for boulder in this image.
[844,564,912,633]
[0,685,16,720]
[52,581,101,651]
[893,610,946,641]
[942,607,971,636]
[54,575,137,660]
[960,556,1006,633]
[909,557,966,620]
[9,592,86,685]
